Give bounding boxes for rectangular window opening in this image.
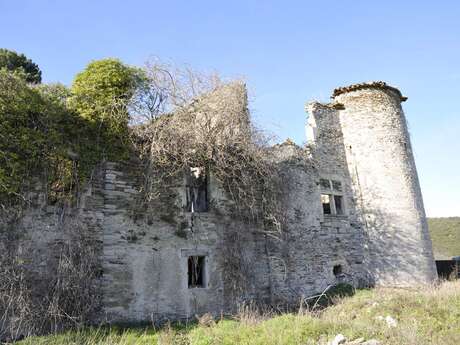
[186,167,208,212]
[334,195,343,215]
[320,178,331,190]
[320,178,345,216]
[332,180,342,192]
[188,256,206,288]
[321,194,332,215]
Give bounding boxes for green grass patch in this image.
[17,281,460,345]
[428,217,460,259]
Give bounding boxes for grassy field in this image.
[428,217,460,259]
[17,281,460,345]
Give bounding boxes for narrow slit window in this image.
[321,194,332,214]
[185,167,208,212]
[188,256,206,288]
[334,195,343,215]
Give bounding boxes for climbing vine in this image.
[0,59,139,210]
[132,62,284,234]
[1,56,286,235]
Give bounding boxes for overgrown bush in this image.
[0,219,100,341]
[0,71,86,206]
[68,58,140,160]
[132,62,284,233]
[0,58,141,208]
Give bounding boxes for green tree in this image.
[69,58,139,128]
[0,48,42,84]
[0,70,99,206]
[0,70,43,200]
[68,58,140,159]
[0,58,141,206]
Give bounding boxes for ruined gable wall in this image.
[0,81,272,325]
[97,81,273,321]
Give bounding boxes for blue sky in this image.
[1,0,459,217]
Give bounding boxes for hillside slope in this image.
[428,217,460,259]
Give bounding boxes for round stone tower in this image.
[333,82,437,286]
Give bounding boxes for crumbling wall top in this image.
[332,81,407,102]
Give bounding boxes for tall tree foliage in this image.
[0,71,97,206]
[0,70,43,200]
[69,58,140,159]
[0,48,42,84]
[0,57,142,207]
[69,59,138,130]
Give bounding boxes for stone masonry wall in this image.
[258,141,370,307]
[99,161,271,322]
[1,81,437,326]
[304,102,370,289]
[334,85,437,285]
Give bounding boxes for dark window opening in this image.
[333,264,343,277]
[321,194,331,214]
[186,167,208,212]
[320,178,345,216]
[435,260,460,280]
[320,178,331,189]
[334,195,343,215]
[188,256,206,288]
[332,180,342,192]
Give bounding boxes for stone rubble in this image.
[327,334,381,345]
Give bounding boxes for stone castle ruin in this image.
[1,81,437,325]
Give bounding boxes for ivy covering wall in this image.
[0,55,139,208]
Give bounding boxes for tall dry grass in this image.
[12,280,460,345]
[0,221,100,342]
